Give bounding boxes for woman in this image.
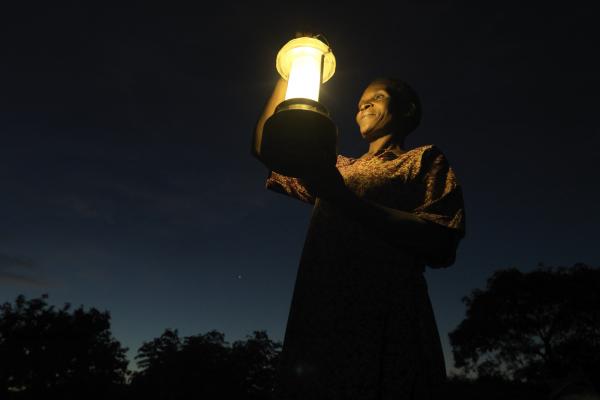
[253,77,465,399]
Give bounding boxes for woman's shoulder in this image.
[403,144,444,158]
[336,145,449,169]
[400,144,452,167]
[386,145,453,181]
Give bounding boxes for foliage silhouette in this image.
[449,263,600,397]
[0,294,129,400]
[10,263,598,399]
[131,329,281,399]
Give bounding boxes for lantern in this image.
[258,36,338,178]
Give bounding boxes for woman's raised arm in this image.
[252,78,288,159]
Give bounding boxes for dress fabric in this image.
[266,145,465,400]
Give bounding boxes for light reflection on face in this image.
[355,83,396,141]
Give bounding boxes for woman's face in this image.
[355,83,397,141]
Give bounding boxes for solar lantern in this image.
[258,35,338,178]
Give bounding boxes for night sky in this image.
[1,2,598,372]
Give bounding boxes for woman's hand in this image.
[300,165,347,202]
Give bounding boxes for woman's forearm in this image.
[252,78,288,158]
[329,186,454,256]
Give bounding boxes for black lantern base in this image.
[259,98,338,179]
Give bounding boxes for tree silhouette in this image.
[134,328,181,374]
[131,329,281,399]
[449,263,600,392]
[0,294,129,399]
[230,330,281,398]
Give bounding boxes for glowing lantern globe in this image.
[259,36,337,178]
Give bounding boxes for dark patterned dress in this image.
[266,145,465,400]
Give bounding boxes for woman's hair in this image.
[369,78,422,136]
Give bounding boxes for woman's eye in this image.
[374,94,384,101]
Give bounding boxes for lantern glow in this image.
[276,37,336,102]
[258,35,338,179]
[285,47,322,101]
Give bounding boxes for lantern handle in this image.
[313,33,331,50]
[294,32,332,52]
[314,34,333,85]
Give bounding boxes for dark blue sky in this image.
[1,2,598,372]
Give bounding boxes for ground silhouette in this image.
[449,263,600,399]
[130,328,281,399]
[2,264,599,399]
[0,294,128,400]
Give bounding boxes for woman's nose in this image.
[360,103,372,111]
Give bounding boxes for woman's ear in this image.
[404,102,417,118]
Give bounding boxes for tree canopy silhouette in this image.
[131,328,281,399]
[0,294,129,399]
[449,263,600,387]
